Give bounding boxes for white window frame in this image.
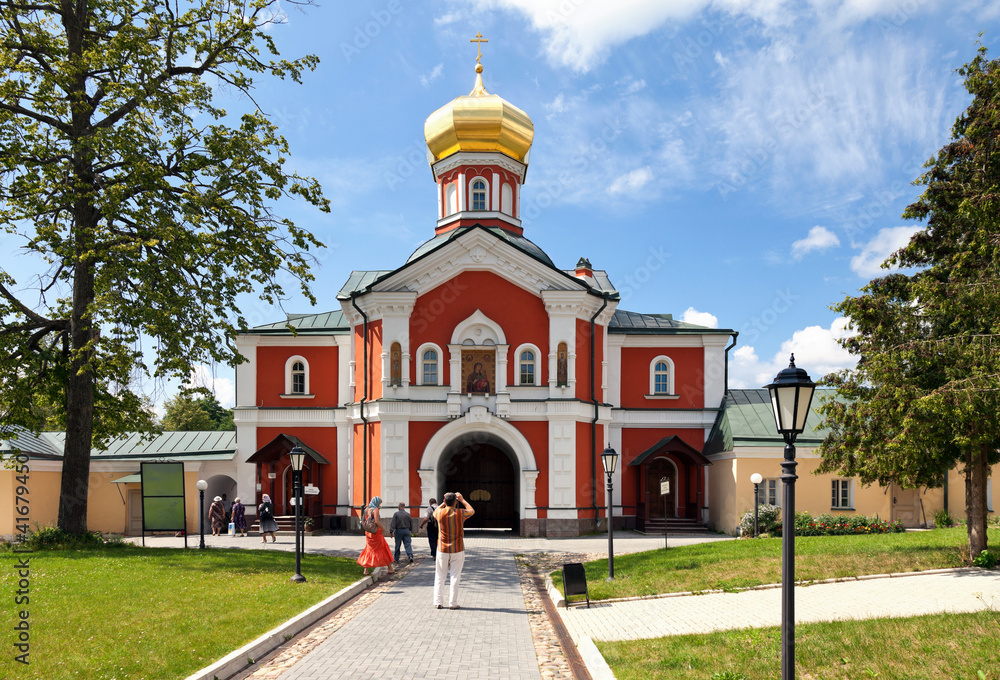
[415,342,443,386]
[469,177,489,211]
[283,355,312,397]
[756,478,780,507]
[514,343,541,386]
[647,355,676,397]
[831,479,853,510]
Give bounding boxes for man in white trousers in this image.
[432,491,475,609]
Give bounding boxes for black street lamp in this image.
[601,446,619,581]
[289,446,306,583]
[196,479,208,549]
[765,354,816,680]
[751,472,763,538]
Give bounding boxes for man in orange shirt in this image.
[433,491,475,609]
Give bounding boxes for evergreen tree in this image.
[818,43,1000,558]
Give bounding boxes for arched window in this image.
[389,342,402,387]
[471,179,487,210]
[649,355,675,396]
[284,355,312,397]
[416,343,442,386]
[520,350,535,385]
[291,361,306,394]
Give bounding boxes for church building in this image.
[231,54,737,536]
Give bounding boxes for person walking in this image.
[389,501,414,563]
[419,498,439,559]
[209,495,226,536]
[433,491,474,610]
[231,497,247,537]
[357,496,394,576]
[258,494,278,543]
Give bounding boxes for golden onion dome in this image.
[424,63,534,164]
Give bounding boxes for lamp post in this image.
[765,354,816,680]
[289,446,306,583]
[601,446,619,581]
[196,480,208,549]
[750,472,763,538]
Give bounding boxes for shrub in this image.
[775,512,905,537]
[972,549,997,569]
[934,508,957,528]
[25,525,109,550]
[739,504,780,537]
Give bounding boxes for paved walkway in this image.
[132,532,1000,679]
[558,568,1000,642]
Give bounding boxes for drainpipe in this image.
[724,331,739,395]
[352,295,369,510]
[590,292,610,521]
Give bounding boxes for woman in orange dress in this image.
[356,496,395,576]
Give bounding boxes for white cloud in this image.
[791,225,840,259]
[729,318,856,388]
[545,93,568,116]
[849,225,922,278]
[434,12,461,26]
[187,365,236,408]
[616,76,647,96]
[608,166,653,196]
[421,63,444,87]
[682,307,719,328]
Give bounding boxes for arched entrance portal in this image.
[442,439,518,531]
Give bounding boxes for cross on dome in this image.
[470,32,488,66]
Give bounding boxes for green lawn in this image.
[0,545,362,680]
[598,610,1000,679]
[552,527,1000,601]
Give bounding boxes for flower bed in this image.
[739,508,906,537]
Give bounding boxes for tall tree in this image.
[818,43,1000,558]
[0,0,328,533]
[161,391,233,431]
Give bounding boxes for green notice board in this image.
[141,462,186,531]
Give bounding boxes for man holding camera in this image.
[433,491,475,610]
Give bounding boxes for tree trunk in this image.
[55,0,99,536]
[965,443,990,559]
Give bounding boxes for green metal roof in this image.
[609,309,735,335]
[249,310,350,335]
[337,270,394,299]
[405,225,557,268]
[1,428,236,461]
[721,388,833,447]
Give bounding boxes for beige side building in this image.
[707,389,998,535]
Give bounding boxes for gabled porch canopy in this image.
[628,435,713,468]
[246,433,329,465]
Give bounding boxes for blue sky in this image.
[12,0,1000,411]
[191,0,1000,409]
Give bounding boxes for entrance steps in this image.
[639,516,708,535]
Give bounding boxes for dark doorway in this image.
[443,442,517,530]
[647,458,676,518]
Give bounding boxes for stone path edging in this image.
[576,638,615,680]
[546,566,979,608]
[183,573,377,680]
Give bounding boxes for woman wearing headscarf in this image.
[356,496,394,576]
[231,497,247,537]
[258,494,279,543]
[209,496,226,536]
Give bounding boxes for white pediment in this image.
[370,227,587,298]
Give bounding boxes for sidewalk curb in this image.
[183,573,378,680]
[577,637,616,680]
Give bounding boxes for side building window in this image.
[649,355,675,395]
[284,356,310,396]
[757,478,780,507]
[832,479,853,509]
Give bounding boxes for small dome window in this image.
[471,179,487,210]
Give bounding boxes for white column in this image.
[523,469,539,519]
[458,172,466,211]
[491,171,500,210]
